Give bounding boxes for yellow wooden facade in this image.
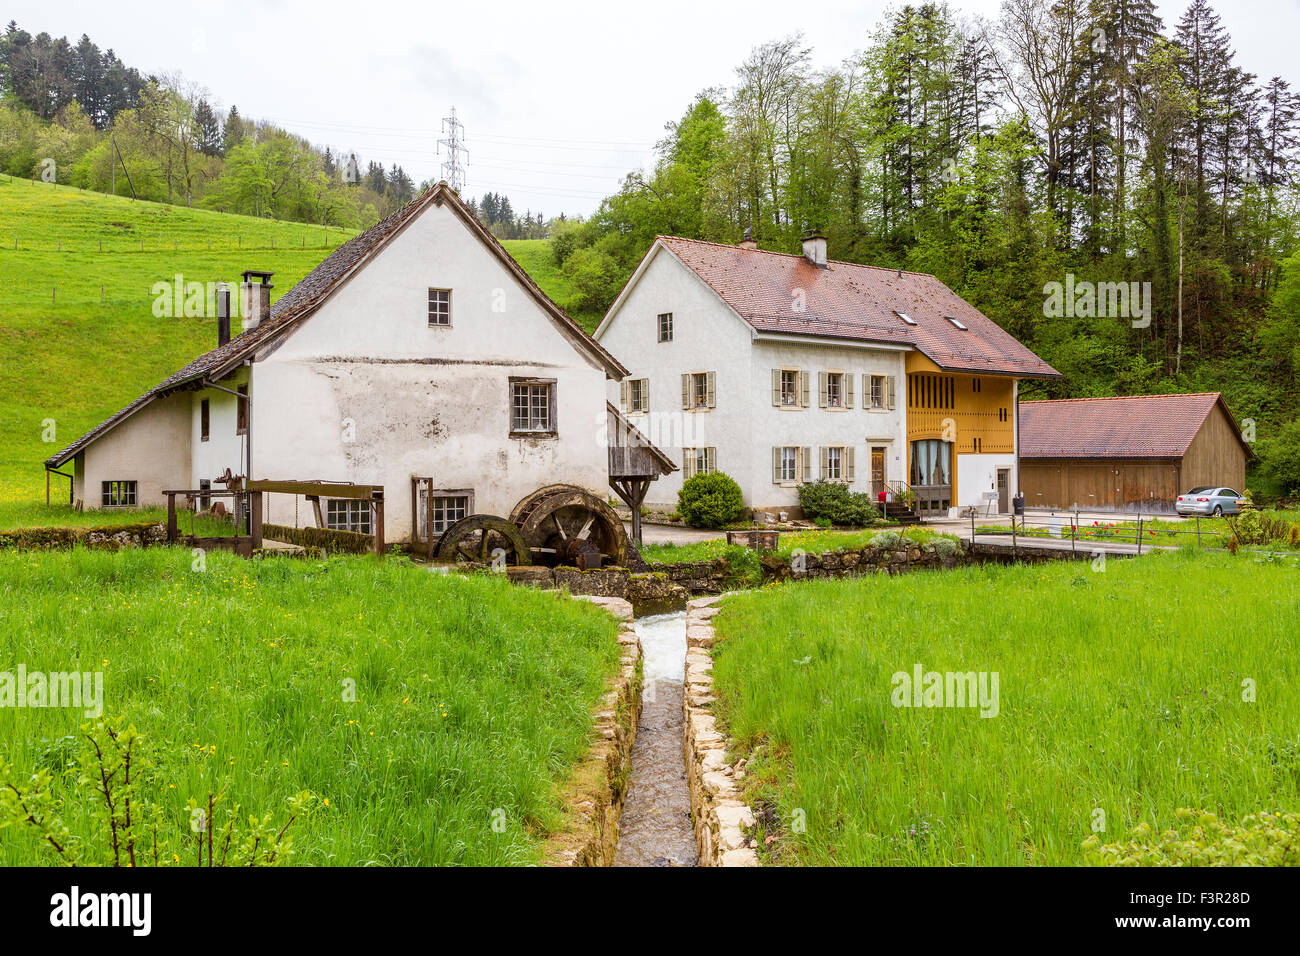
[904,351,1017,509]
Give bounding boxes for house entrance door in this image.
[871,447,886,499]
[997,469,1010,513]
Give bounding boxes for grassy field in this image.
[0,547,620,865]
[640,526,947,563]
[711,548,1300,865]
[981,510,1300,551]
[0,176,573,525]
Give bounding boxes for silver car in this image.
[1175,486,1246,517]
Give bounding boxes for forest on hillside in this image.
[554,0,1300,497]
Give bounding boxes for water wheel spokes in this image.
[512,485,629,569]
[434,514,531,567]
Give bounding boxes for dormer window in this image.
[895,310,917,326]
[946,315,968,330]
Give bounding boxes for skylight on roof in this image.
[945,316,968,330]
[895,310,917,326]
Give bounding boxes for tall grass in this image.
[711,549,1300,865]
[0,547,620,865]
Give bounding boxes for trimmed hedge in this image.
[262,523,375,554]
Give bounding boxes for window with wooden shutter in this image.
[681,373,690,410]
[887,375,896,409]
[620,380,628,411]
[682,448,695,479]
[771,369,782,406]
[845,373,855,408]
[627,378,648,413]
[705,371,716,408]
[845,447,856,481]
[800,371,810,408]
[772,447,782,483]
[801,446,812,481]
[704,447,716,474]
[818,371,828,408]
[820,446,830,478]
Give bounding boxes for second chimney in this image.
[240,270,274,331]
[216,282,231,347]
[737,226,758,251]
[801,230,827,268]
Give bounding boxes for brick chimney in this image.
[216,282,231,347]
[738,226,758,251]
[240,270,274,331]
[801,229,827,268]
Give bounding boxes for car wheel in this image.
[1212,505,1223,517]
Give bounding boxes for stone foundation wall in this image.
[543,595,643,867]
[0,522,168,551]
[681,596,758,867]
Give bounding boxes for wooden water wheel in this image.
[510,484,629,569]
[434,514,532,566]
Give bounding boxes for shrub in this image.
[797,480,879,527]
[677,472,745,529]
[871,531,904,550]
[1082,809,1300,866]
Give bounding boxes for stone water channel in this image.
[612,607,699,867]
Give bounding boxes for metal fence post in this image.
[1137,515,1143,555]
[1196,515,1201,547]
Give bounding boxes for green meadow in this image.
[711,549,1300,865]
[0,176,572,524]
[0,547,620,865]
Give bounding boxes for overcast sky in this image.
[10,0,1299,216]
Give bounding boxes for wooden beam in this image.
[245,480,382,499]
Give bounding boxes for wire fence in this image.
[968,507,1298,561]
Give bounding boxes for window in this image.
[681,371,715,410]
[781,370,799,406]
[683,447,716,478]
[236,385,248,435]
[972,377,982,393]
[772,446,805,484]
[415,489,473,540]
[200,398,210,442]
[773,368,808,408]
[428,288,451,326]
[946,315,968,330]
[895,310,917,326]
[908,374,953,410]
[623,378,649,413]
[325,499,372,534]
[910,440,952,488]
[822,371,849,409]
[658,312,673,342]
[820,446,854,482]
[510,378,556,435]
[421,494,469,534]
[101,480,137,507]
[998,407,1007,422]
[870,375,886,409]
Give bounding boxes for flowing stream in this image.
[612,609,698,867]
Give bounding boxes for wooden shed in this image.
[1018,393,1252,513]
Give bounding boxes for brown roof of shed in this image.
[655,237,1060,380]
[1020,393,1250,459]
[46,182,626,469]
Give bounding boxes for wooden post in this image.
[1010,513,1017,553]
[249,491,263,550]
[1136,515,1143,555]
[166,493,178,543]
[1196,515,1201,546]
[373,496,385,558]
[426,479,435,561]
[1072,508,1078,554]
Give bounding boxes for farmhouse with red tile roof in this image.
[595,231,1061,516]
